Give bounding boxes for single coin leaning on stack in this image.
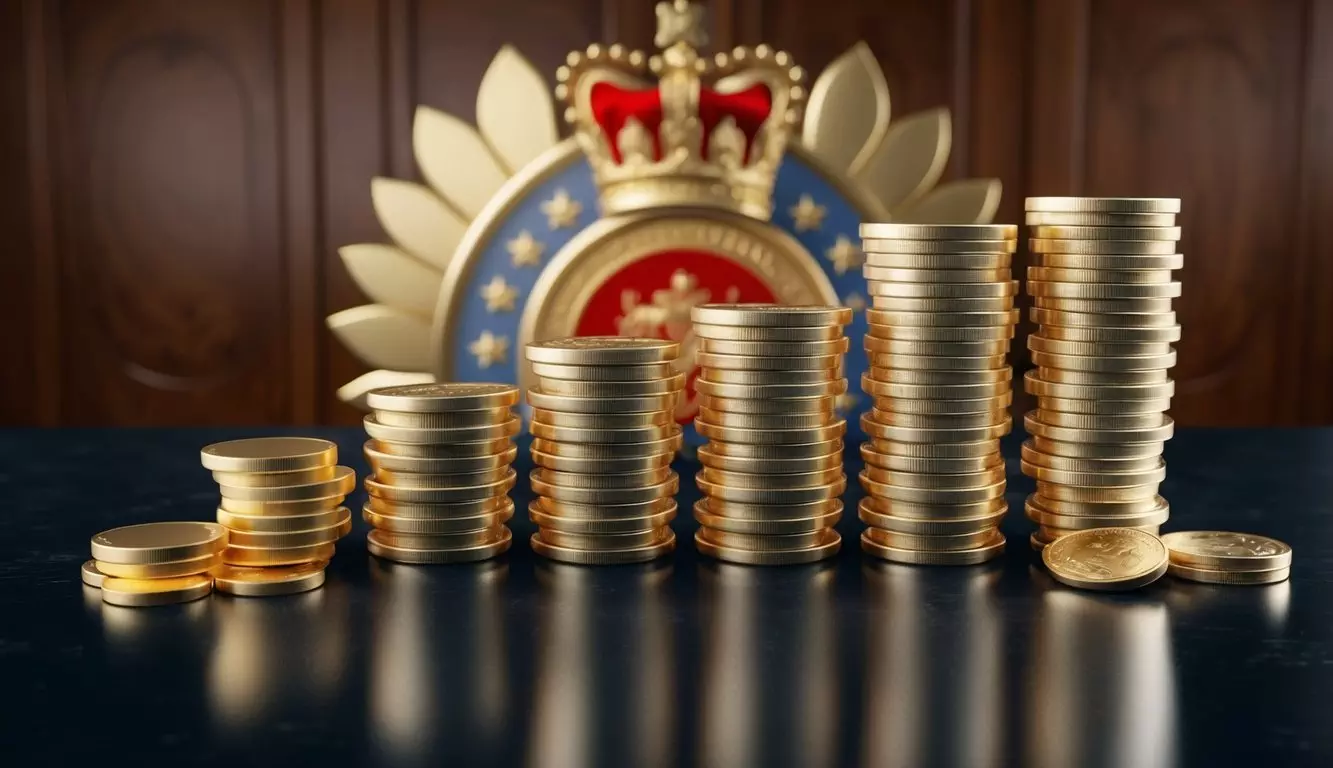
[525,337,683,564]
[362,383,520,563]
[856,223,1019,565]
[1160,531,1292,584]
[203,437,352,595]
[691,303,850,565]
[85,522,228,606]
[1020,197,1182,553]
[1042,527,1169,591]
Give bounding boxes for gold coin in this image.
[1030,350,1177,374]
[367,526,512,564]
[871,391,1012,415]
[536,374,685,398]
[1028,488,1167,515]
[1035,410,1170,431]
[862,266,1012,284]
[697,394,837,415]
[363,415,521,444]
[101,574,214,607]
[528,361,675,381]
[1043,528,1169,591]
[867,280,1019,299]
[864,251,1012,269]
[1022,459,1166,487]
[696,474,846,504]
[1034,297,1175,314]
[1036,367,1172,385]
[694,496,842,522]
[529,500,676,534]
[81,560,106,588]
[530,434,682,459]
[524,336,679,365]
[213,562,327,597]
[1024,495,1170,529]
[860,528,1005,565]
[701,438,844,461]
[860,472,1005,504]
[365,440,517,474]
[365,382,519,412]
[870,295,1015,312]
[368,436,516,459]
[1030,224,1181,241]
[698,527,831,550]
[1029,238,1178,255]
[858,498,1006,535]
[865,437,1002,460]
[695,527,842,565]
[868,353,1009,372]
[866,323,1014,343]
[1024,371,1175,400]
[366,470,516,503]
[538,527,672,551]
[217,466,356,502]
[860,443,1002,473]
[1158,531,1292,571]
[701,367,843,385]
[531,408,674,429]
[862,464,1006,489]
[864,337,1010,357]
[1028,266,1173,285]
[690,303,852,327]
[697,337,849,357]
[1042,524,1164,541]
[1034,252,1183,271]
[1025,197,1181,214]
[696,419,846,444]
[531,447,674,473]
[1027,279,1182,300]
[1032,307,1180,330]
[1024,412,1175,443]
[694,378,848,399]
[527,390,678,414]
[860,223,1018,240]
[693,498,841,535]
[1025,211,1176,226]
[859,238,1017,254]
[534,496,676,520]
[371,406,515,429]
[216,506,346,533]
[691,322,846,342]
[223,541,335,566]
[211,465,337,489]
[1029,336,1172,357]
[861,375,1011,400]
[867,408,1009,430]
[695,407,837,431]
[697,445,842,473]
[217,494,345,516]
[374,465,513,487]
[365,494,513,519]
[200,437,336,473]
[699,465,845,489]
[531,530,675,564]
[362,501,514,534]
[861,494,1007,521]
[1029,533,1049,552]
[863,526,999,552]
[696,351,842,371]
[91,521,228,564]
[1035,324,1182,344]
[530,421,681,444]
[532,472,678,504]
[224,509,352,548]
[1035,482,1160,503]
[371,525,509,551]
[94,551,223,579]
[866,308,1018,328]
[531,466,674,489]
[1167,563,1290,585]
[1020,440,1163,472]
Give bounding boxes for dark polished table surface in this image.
[2,427,1332,767]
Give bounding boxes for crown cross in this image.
[655,0,707,49]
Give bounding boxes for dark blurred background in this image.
[2,0,1330,427]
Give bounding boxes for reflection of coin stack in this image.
[1020,198,1181,552]
[207,437,355,595]
[525,337,683,564]
[856,224,1019,565]
[690,304,851,565]
[362,383,520,563]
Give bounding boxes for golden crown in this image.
[555,0,805,220]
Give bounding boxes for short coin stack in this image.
[856,223,1019,565]
[85,521,228,606]
[362,383,520,563]
[691,304,850,565]
[1020,197,1182,552]
[525,337,682,564]
[1161,531,1292,585]
[205,437,353,595]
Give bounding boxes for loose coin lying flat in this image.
[1166,563,1291,585]
[213,562,327,597]
[1042,528,1169,591]
[81,560,106,588]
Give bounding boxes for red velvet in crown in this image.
[589,82,773,164]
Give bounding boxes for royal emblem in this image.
[328,0,1000,433]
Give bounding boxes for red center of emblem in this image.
[574,249,776,423]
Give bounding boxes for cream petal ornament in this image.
[412,106,509,219]
[853,107,952,213]
[802,42,890,176]
[477,45,559,173]
[369,178,467,270]
[338,244,443,316]
[326,305,434,372]
[890,178,1003,224]
[336,370,436,410]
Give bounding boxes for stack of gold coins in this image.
[362,383,520,563]
[690,304,851,565]
[525,338,683,564]
[856,223,1018,565]
[203,437,353,595]
[1020,197,1181,552]
[85,521,228,606]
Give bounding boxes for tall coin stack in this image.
[205,437,354,595]
[691,304,851,565]
[1021,197,1182,552]
[525,337,683,564]
[856,224,1019,565]
[363,383,520,563]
